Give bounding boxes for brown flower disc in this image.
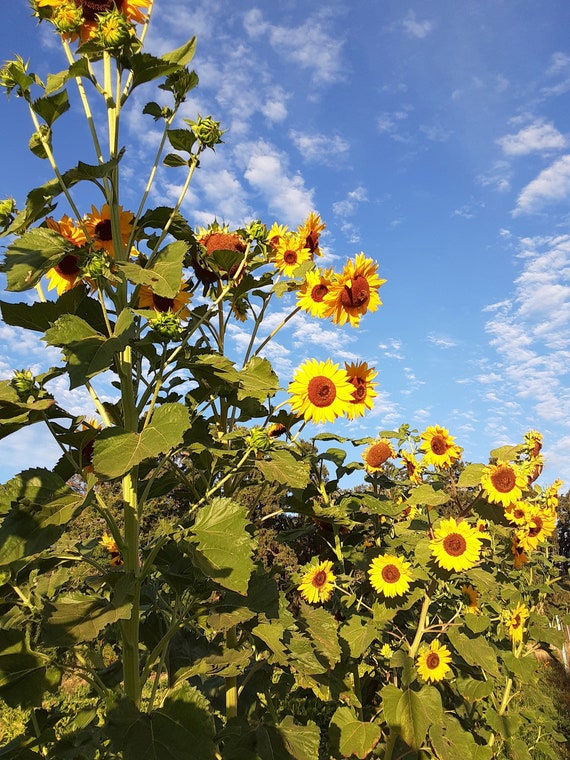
[443,533,467,557]
[307,376,336,408]
[491,465,516,493]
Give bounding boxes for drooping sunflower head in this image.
[138,282,191,320]
[194,230,248,283]
[297,268,333,318]
[323,253,386,328]
[45,253,83,295]
[362,438,395,473]
[271,233,311,277]
[416,640,452,682]
[368,554,413,598]
[84,203,134,256]
[400,449,424,484]
[297,559,336,604]
[287,358,354,425]
[503,601,529,644]
[344,361,377,419]
[460,584,479,611]
[297,211,326,256]
[419,425,462,469]
[430,518,482,573]
[481,461,527,508]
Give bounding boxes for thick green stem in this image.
[383,729,397,760]
[225,627,238,720]
[408,580,436,659]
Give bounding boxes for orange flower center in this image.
[79,0,123,22]
[365,442,392,468]
[491,465,516,493]
[283,250,298,265]
[56,254,80,276]
[512,508,525,520]
[426,652,440,670]
[443,532,466,557]
[311,570,327,588]
[349,377,367,402]
[310,283,328,302]
[528,517,543,537]
[307,376,336,408]
[153,294,175,312]
[95,218,113,241]
[340,275,370,309]
[381,564,400,584]
[202,231,246,256]
[430,435,448,455]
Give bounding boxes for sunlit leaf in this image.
[329,706,380,759]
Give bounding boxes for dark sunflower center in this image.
[350,377,367,401]
[311,284,328,302]
[82,439,94,465]
[366,442,392,468]
[307,376,336,408]
[95,219,113,241]
[305,231,319,253]
[528,517,542,537]
[56,255,80,276]
[312,570,327,588]
[513,508,524,520]
[340,275,370,308]
[79,0,122,22]
[430,435,448,455]
[283,250,298,265]
[153,294,175,312]
[426,652,440,670]
[491,465,516,493]
[513,614,521,628]
[381,564,400,583]
[443,533,467,557]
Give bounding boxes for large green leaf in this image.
[190,497,255,594]
[1,285,106,333]
[256,717,320,760]
[0,630,60,708]
[137,206,195,241]
[329,706,381,759]
[395,686,442,750]
[31,90,70,126]
[0,381,56,440]
[93,403,190,479]
[457,463,486,488]
[447,627,500,677]
[430,714,475,760]
[128,37,196,90]
[339,615,377,658]
[255,449,310,490]
[118,240,187,297]
[4,228,77,291]
[406,484,450,507]
[107,684,215,760]
[300,603,341,667]
[42,591,132,647]
[238,357,279,402]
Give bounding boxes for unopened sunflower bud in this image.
[150,311,183,341]
[244,220,267,242]
[186,114,224,149]
[11,369,37,400]
[247,427,272,453]
[0,198,16,230]
[81,250,113,280]
[0,56,35,98]
[97,9,132,48]
[52,2,83,34]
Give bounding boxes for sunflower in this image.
[416,640,452,682]
[84,203,134,256]
[362,438,396,473]
[80,418,101,472]
[297,268,334,318]
[460,584,479,612]
[503,601,529,644]
[266,222,289,249]
[544,478,564,511]
[430,518,482,572]
[195,229,248,283]
[44,215,87,295]
[474,520,491,541]
[481,461,527,508]
[505,501,532,526]
[272,233,312,277]
[420,425,462,469]
[345,361,377,419]
[287,358,354,424]
[297,211,326,256]
[523,430,543,459]
[400,449,424,484]
[368,554,413,597]
[298,560,336,604]
[514,506,557,552]
[100,531,123,566]
[36,0,151,41]
[323,253,386,327]
[138,283,191,319]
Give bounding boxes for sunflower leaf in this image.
[31,90,70,127]
[117,241,186,298]
[4,228,78,291]
[329,707,381,760]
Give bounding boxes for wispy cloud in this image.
[402,10,435,39]
[289,130,349,164]
[497,119,567,156]
[513,154,570,215]
[427,333,458,349]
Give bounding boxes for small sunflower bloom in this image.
[345,361,377,419]
[362,438,396,473]
[297,211,326,256]
[100,531,123,566]
[524,430,543,459]
[323,253,386,328]
[420,425,462,469]
[84,203,134,256]
[297,268,334,318]
[272,233,311,277]
[544,478,564,511]
[460,584,480,612]
[416,640,452,683]
[298,560,336,604]
[380,643,394,659]
[504,602,529,644]
[266,222,289,248]
[368,554,413,598]
[287,358,354,425]
[44,215,87,295]
[430,518,482,573]
[400,449,424,484]
[481,460,527,508]
[514,506,556,552]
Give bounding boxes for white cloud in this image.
[289,130,349,164]
[427,333,457,349]
[402,11,435,39]
[333,186,368,219]
[477,161,511,193]
[497,120,566,156]
[514,154,570,215]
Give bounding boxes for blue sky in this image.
[1,0,570,488]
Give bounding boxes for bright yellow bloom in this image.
[514,506,557,552]
[481,461,527,508]
[44,215,87,295]
[297,268,334,317]
[100,531,123,566]
[266,222,289,248]
[297,211,325,256]
[368,554,413,597]
[362,438,396,473]
[344,361,377,419]
[420,425,462,469]
[137,283,191,319]
[84,203,134,256]
[323,253,385,327]
[416,640,452,682]
[287,358,354,424]
[505,501,533,526]
[298,560,336,604]
[475,520,491,541]
[400,449,424,484]
[544,478,564,510]
[271,233,311,277]
[461,584,479,611]
[504,601,529,644]
[430,518,482,572]
[523,430,543,458]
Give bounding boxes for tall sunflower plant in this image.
[0,2,567,759]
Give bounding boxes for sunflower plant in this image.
[0,3,568,760]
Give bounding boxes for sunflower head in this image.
[84,204,134,256]
[460,584,479,611]
[298,560,336,604]
[322,253,386,328]
[503,601,529,644]
[420,425,462,469]
[368,554,413,598]
[416,640,452,682]
[288,358,354,425]
[481,460,527,508]
[400,449,424,484]
[297,268,333,318]
[430,518,482,573]
[362,438,395,473]
[272,233,311,277]
[345,361,377,419]
[138,283,191,320]
[297,211,326,256]
[187,114,225,150]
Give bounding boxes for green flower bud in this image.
[247,427,272,453]
[186,114,224,150]
[0,56,36,99]
[0,198,16,231]
[11,369,38,400]
[244,220,267,243]
[96,9,132,49]
[81,250,114,280]
[149,312,183,341]
[52,2,83,34]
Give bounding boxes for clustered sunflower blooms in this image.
[287,358,359,425]
[35,0,151,43]
[368,554,413,598]
[430,517,482,572]
[344,361,378,419]
[416,640,452,682]
[297,560,336,604]
[480,460,527,508]
[362,438,396,473]
[420,425,462,469]
[503,601,529,644]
